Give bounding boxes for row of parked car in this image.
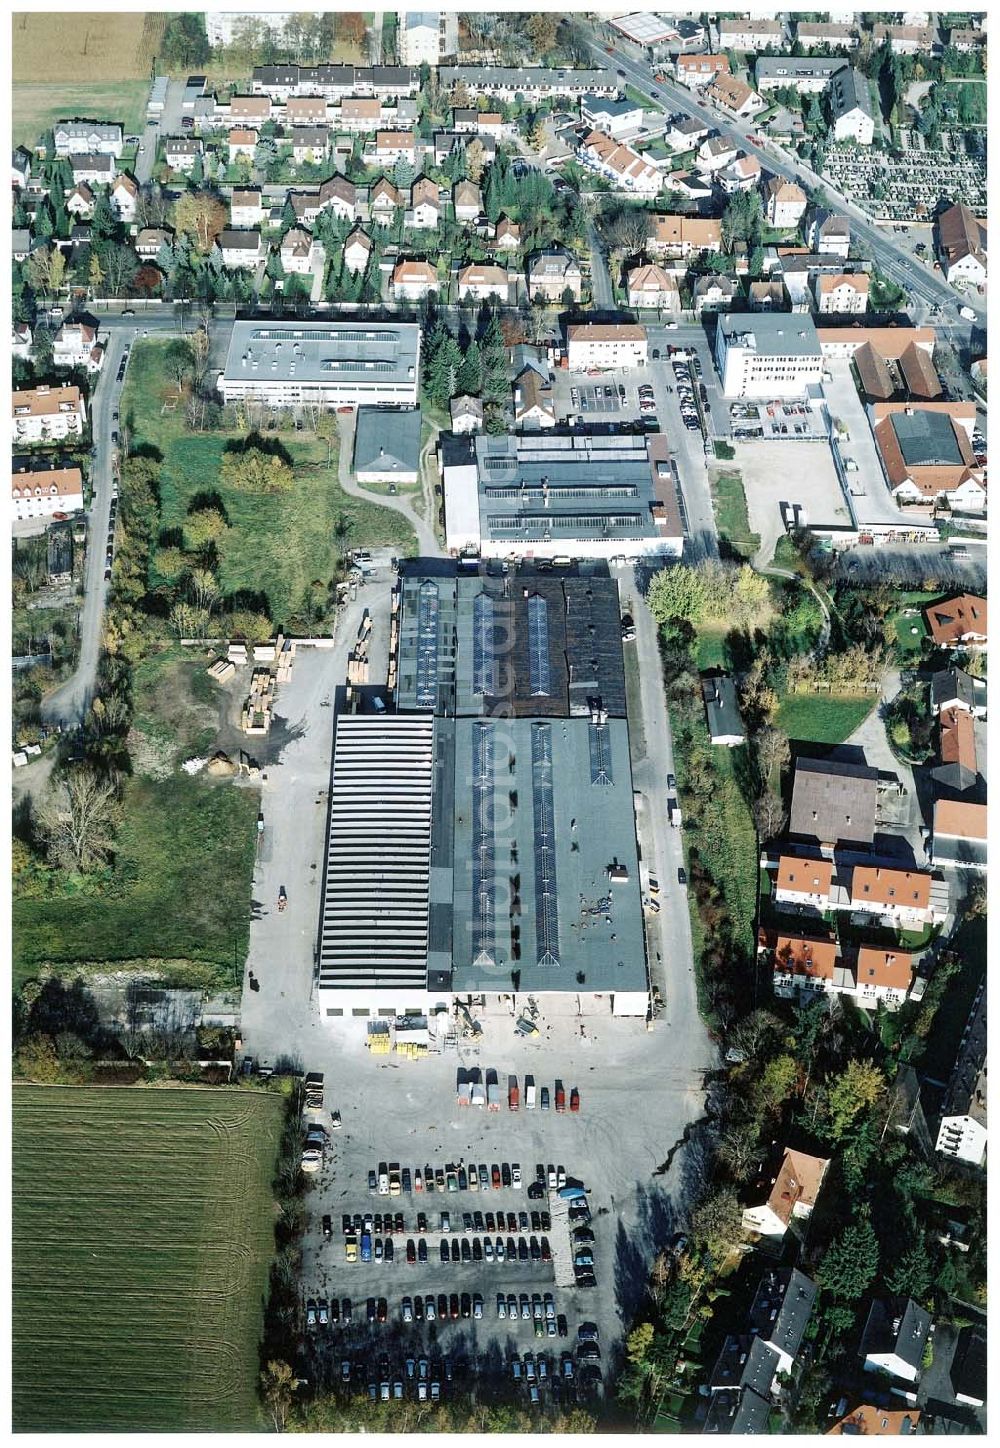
[349,1232,555,1267]
[334,1206,552,1238]
[671,357,702,432]
[368,1160,524,1195]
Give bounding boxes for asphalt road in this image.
[40,330,129,727]
[134,78,186,186]
[585,217,614,309]
[587,26,985,333]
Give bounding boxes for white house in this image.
[163,136,202,173]
[935,982,986,1167]
[135,227,173,262]
[288,126,330,164]
[70,154,114,186]
[410,176,441,230]
[12,385,87,444]
[399,11,457,66]
[705,73,767,120]
[453,179,483,222]
[280,227,325,277]
[860,1299,932,1384]
[370,130,417,167]
[806,209,851,258]
[938,203,987,287]
[316,174,358,223]
[853,946,914,1011]
[12,322,32,358]
[450,395,483,434]
[815,273,869,314]
[343,226,373,275]
[65,183,95,219]
[742,1148,830,1240]
[217,229,266,270]
[494,217,521,251]
[369,178,403,225]
[12,145,32,188]
[847,866,937,929]
[566,323,648,372]
[580,93,644,138]
[392,259,438,301]
[765,177,808,229]
[718,17,785,50]
[228,128,259,162]
[231,188,265,228]
[456,263,511,304]
[717,153,761,194]
[11,465,85,522]
[111,173,138,223]
[53,319,104,371]
[626,264,681,311]
[696,135,738,173]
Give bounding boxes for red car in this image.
[570,1088,580,1113]
[491,1164,501,1190]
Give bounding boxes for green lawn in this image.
[12,80,151,148]
[776,692,875,744]
[123,341,415,626]
[889,592,938,660]
[710,470,760,561]
[13,1084,284,1431]
[695,625,730,671]
[13,772,259,989]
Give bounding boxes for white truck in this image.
[525,1076,537,1110]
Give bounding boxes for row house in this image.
[457,262,511,303]
[53,119,123,157]
[436,65,617,102]
[528,249,584,303]
[216,228,266,270]
[795,20,858,49]
[250,63,420,101]
[932,798,987,872]
[163,136,203,173]
[578,130,661,198]
[763,930,914,1011]
[228,94,272,126]
[872,23,938,55]
[410,176,441,230]
[12,384,87,443]
[566,322,648,372]
[626,263,681,311]
[283,126,331,165]
[718,17,785,51]
[433,131,496,166]
[774,855,834,912]
[647,215,722,259]
[367,130,417,167]
[705,73,766,120]
[231,188,265,228]
[11,464,85,522]
[848,865,937,928]
[286,95,329,126]
[53,318,104,371]
[392,258,438,301]
[815,273,869,314]
[70,153,114,186]
[451,106,503,138]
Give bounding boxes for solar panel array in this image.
[527,595,551,697]
[415,579,439,708]
[471,721,496,967]
[472,592,498,696]
[588,720,614,786]
[531,723,560,968]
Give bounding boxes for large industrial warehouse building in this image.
[316,561,650,1022]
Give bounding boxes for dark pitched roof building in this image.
[790,758,879,846]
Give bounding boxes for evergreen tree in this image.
[480,314,508,404]
[33,196,54,241]
[90,193,119,248]
[455,337,482,395]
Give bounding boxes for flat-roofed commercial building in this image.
[317,714,449,1019]
[392,559,627,718]
[715,313,823,399]
[217,320,420,409]
[441,430,684,561]
[444,715,649,1016]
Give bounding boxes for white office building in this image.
[714,313,823,399]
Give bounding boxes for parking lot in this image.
[736,437,852,567]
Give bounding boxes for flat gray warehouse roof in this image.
[222,320,420,388]
[443,716,648,999]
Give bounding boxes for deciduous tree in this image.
[173,190,228,253]
[40,766,122,874]
[220,446,294,494]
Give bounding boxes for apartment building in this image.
[715,313,823,399]
[566,322,648,371]
[12,385,87,443]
